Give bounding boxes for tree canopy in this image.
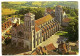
[66,19,78,42]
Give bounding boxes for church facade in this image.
[11,5,65,51]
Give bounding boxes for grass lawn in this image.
[55,31,68,36]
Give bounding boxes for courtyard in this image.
[38,34,66,48]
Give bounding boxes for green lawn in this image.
[55,31,68,36]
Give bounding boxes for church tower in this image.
[24,13,35,50]
[55,5,63,24]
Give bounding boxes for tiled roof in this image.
[45,43,56,51]
[37,46,42,50]
[63,44,67,53]
[35,24,40,32]
[69,52,76,55]
[58,43,67,53]
[42,47,47,53]
[35,14,53,26]
[46,8,53,13]
[2,36,5,40]
[2,20,11,25]
[31,51,38,55]
[6,30,10,33]
[62,18,71,22]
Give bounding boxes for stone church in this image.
[11,5,66,51]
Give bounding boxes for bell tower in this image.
[24,13,35,50]
[55,5,63,25]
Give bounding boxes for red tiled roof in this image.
[42,47,47,53]
[2,36,5,40]
[45,43,56,51]
[32,51,38,55]
[63,18,71,22]
[69,52,76,55]
[37,46,42,50]
[35,14,53,26]
[2,20,11,25]
[58,43,67,53]
[46,8,53,13]
[35,24,40,32]
[6,30,10,33]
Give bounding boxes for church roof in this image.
[35,24,40,32]
[35,14,53,26]
[45,43,56,51]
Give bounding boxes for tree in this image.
[74,9,78,16]
[70,11,77,17]
[2,16,6,23]
[66,19,78,42]
[75,16,78,20]
[15,7,45,20]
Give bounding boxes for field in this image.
[8,2,26,4]
[32,2,42,6]
[2,8,17,15]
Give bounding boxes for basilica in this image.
[11,5,67,51]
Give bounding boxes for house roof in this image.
[46,8,54,13]
[31,51,38,55]
[58,43,68,53]
[69,52,76,55]
[45,43,56,51]
[62,18,71,22]
[2,20,11,26]
[35,14,53,26]
[42,47,47,53]
[37,46,42,50]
